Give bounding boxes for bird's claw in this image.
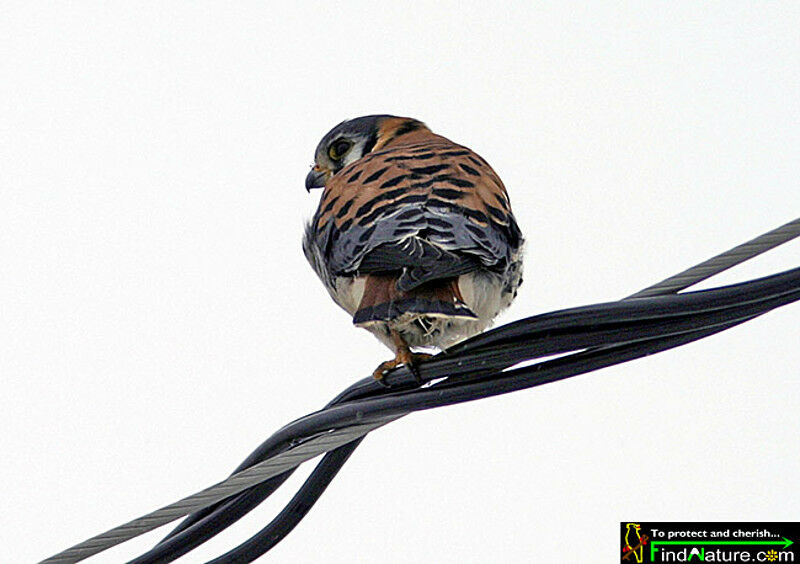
[372,352,433,386]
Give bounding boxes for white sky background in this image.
[1,2,799,562]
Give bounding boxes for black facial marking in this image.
[362,130,379,154]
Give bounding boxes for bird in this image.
[623,523,644,563]
[303,115,523,381]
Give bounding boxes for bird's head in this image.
[305,114,429,191]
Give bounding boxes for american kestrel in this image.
[303,115,523,380]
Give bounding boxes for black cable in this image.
[210,323,764,563]
[212,309,784,564]
[128,267,799,563]
[206,439,363,564]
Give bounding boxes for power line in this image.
[41,218,800,563]
[629,217,800,298]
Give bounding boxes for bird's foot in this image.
[372,350,433,384]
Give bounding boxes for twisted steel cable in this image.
[41,218,800,564]
[629,217,800,298]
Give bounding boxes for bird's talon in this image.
[406,361,424,385]
[374,373,392,388]
[406,353,433,384]
[372,349,433,386]
[372,359,398,381]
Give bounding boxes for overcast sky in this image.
[2,2,798,563]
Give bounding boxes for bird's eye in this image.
[328,139,353,160]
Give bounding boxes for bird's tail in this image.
[353,273,477,326]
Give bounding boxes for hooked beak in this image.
[305,166,328,192]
